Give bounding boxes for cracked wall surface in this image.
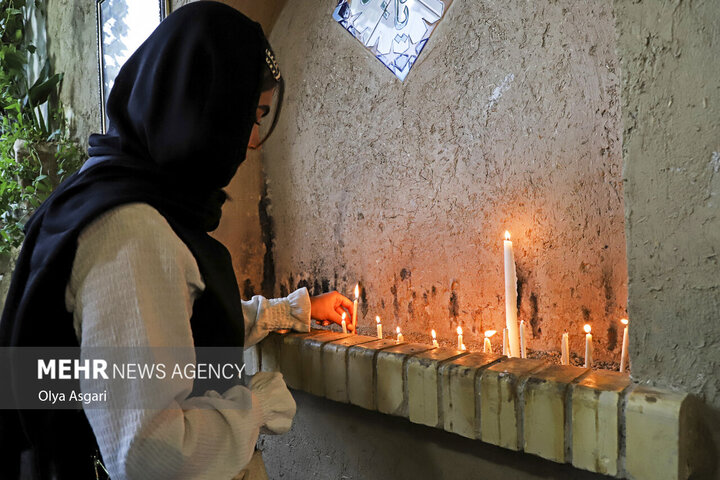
[265,0,626,361]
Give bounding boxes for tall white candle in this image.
[352,284,359,334]
[520,320,527,359]
[584,324,593,368]
[620,319,629,373]
[457,326,464,350]
[502,328,509,356]
[431,329,439,348]
[484,330,496,353]
[376,316,383,339]
[503,231,520,357]
[396,326,404,344]
[561,332,569,365]
[341,312,347,334]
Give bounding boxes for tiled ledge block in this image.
[479,358,547,451]
[571,370,630,476]
[407,347,467,428]
[439,352,504,439]
[243,345,260,376]
[523,365,589,463]
[322,335,378,403]
[278,332,325,389]
[347,339,399,410]
[259,332,284,373]
[376,343,434,416]
[300,331,350,396]
[261,329,708,480]
[625,386,701,480]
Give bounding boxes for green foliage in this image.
[0,0,84,252]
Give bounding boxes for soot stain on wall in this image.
[516,271,526,311]
[258,183,275,298]
[243,279,255,300]
[529,293,541,337]
[361,286,369,317]
[390,278,400,318]
[607,324,617,351]
[449,280,460,321]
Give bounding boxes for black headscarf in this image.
[0,2,272,477]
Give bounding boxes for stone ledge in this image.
[439,352,504,439]
[248,331,705,480]
[571,370,631,476]
[480,357,546,451]
[523,364,590,463]
[406,346,466,428]
[376,343,434,417]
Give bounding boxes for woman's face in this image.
[247,88,275,150]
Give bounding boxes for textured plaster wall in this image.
[615,1,720,409]
[46,0,98,149]
[45,0,283,297]
[265,0,626,360]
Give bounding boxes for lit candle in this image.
[376,316,383,339]
[341,312,347,334]
[584,324,593,368]
[502,328,509,356]
[620,318,629,373]
[484,330,496,353]
[503,231,520,357]
[561,332,569,365]
[456,326,463,350]
[520,320,527,359]
[352,284,359,334]
[396,326,404,344]
[431,329,439,348]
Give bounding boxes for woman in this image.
[0,2,352,478]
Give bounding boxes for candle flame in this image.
[485,330,497,338]
[354,284,359,299]
[621,318,629,325]
[396,326,401,334]
[431,329,437,339]
[584,324,591,334]
[341,312,346,320]
[376,316,381,324]
[504,231,511,241]
[457,326,463,335]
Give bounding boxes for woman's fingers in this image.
[333,306,356,331]
[310,291,357,331]
[337,294,354,313]
[333,305,347,321]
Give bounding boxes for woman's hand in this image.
[310,291,355,332]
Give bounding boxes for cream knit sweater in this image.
[64,203,310,479]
